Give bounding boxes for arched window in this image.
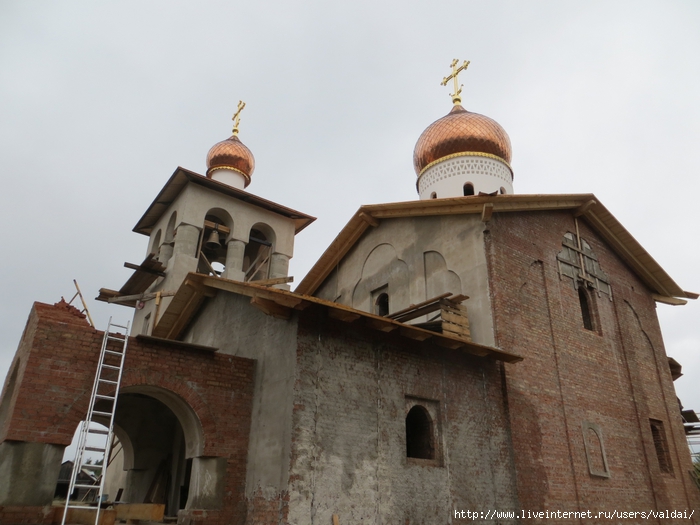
[463,183,474,196]
[430,192,437,199]
[578,286,594,331]
[405,405,434,459]
[500,187,506,195]
[375,293,389,316]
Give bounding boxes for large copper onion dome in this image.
[413,104,512,176]
[206,134,255,186]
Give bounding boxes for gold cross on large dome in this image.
[441,59,470,105]
[232,100,246,136]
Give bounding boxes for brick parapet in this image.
[0,301,255,524]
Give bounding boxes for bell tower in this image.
[98,103,315,335]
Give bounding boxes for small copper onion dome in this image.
[206,134,255,187]
[413,104,512,176]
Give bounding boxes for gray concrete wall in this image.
[182,293,298,500]
[0,441,64,505]
[287,319,519,524]
[315,215,496,346]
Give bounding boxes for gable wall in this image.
[486,210,700,518]
[315,214,496,346]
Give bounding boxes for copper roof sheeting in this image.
[206,135,255,183]
[295,194,695,302]
[413,105,512,175]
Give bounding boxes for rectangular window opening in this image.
[649,419,673,475]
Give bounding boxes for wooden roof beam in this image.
[250,296,292,320]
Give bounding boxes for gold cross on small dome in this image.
[232,100,246,136]
[441,59,470,105]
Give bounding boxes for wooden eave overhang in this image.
[96,253,166,306]
[151,273,523,364]
[295,194,696,303]
[133,167,316,236]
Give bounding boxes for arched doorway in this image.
[100,386,205,517]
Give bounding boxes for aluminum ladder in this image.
[62,318,130,525]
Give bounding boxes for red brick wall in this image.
[486,210,700,521]
[0,301,255,525]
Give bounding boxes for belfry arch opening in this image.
[463,183,475,196]
[199,209,234,277]
[243,223,275,282]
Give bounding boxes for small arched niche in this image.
[463,182,475,196]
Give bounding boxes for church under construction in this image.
[1,61,698,525]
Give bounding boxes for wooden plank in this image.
[332,515,340,525]
[651,294,687,306]
[365,318,399,332]
[441,311,470,326]
[442,322,469,334]
[390,303,442,323]
[203,219,231,235]
[359,212,379,227]
[462,346,490,357]
[60,508,116,525]
[199,275,303,308]
[97,288,121,299]
[250,276,294,286]
[573,199,597,217]
[151,280,214,340]
[387,293,452,319]
[440,294,469,306]
[123,262,165,277]
[435,338,464,350]
[481,202,494,222]
[107,290,176,304]
[250,296,292,320]
[114,503,165,522]
[328,309,361,322]
[400,327,433,341]
[443,325,471,338]
[443,321,471,334]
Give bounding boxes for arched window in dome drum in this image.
[463,183,474,196]
[430,192,437,199]
[500,187,506,195]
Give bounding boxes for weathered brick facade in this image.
[487,210,700,519]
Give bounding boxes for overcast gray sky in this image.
[1,1,698,413]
